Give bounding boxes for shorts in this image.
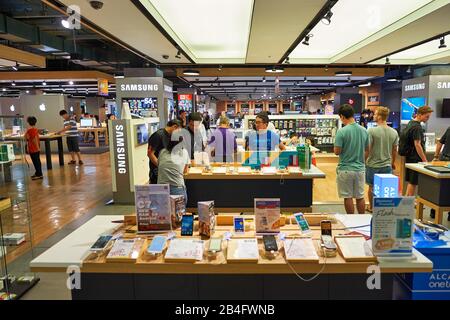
[66,136,80,152]
[365,166,392,186]
[337,170,365,199]
[405,168,419,185]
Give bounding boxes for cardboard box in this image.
[374,174,399,198]
[170,195,185,229]
[198,201,215,237]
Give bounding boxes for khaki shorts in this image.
[337,170,365,199]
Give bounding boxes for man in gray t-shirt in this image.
[365,107,399,212]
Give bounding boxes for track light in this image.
[69,80,74,85]
[406,66,412,73]
[439,37,447,49]
[385,57,390,65]
[265,66,284,73]
[42,81,47,86]
[12,81,16,86]
[262,76,266,83]
[61,18,70,29]
[218,65,223,71]
[321,10,333,25]
[303,77,308,83]
[302,34,313,46]
[12,62,19,71]
[175,50,181,59]
[284,57,290,64]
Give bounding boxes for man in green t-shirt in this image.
[334,104,369,214]
[365,106,399,212]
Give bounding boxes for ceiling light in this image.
[2,88,6,92]
[114,75,125,79]
[347,76,352,83]
[325,65,329,72]
[42,81,47,86]
[183,69,200,76]
[12,62,19,71]
[265,66,284,73]
[406,66,412,73]
[321,10,333,25]
[218,65,223,71]
[10,105,15,112]
[189,84,193,88]
[262,76,266,83]
[335,71,352,76]
[303,77,308,83]
[385,57,390,65]
[386,77,400,82]
[69,80,74,85]
[175,50,182,59]
[302,34,313,46]
[61,19,70,29]
[26,90,30,94]
[439,37,447,49]
[284,57,290,64]
[358,82,371,87]
[12,82,16,86]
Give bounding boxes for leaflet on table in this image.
[135,184,171,233]
[198,201,216,237]
[164,239,204,261]
[284,238,319,261]
[228,238,259,260]
[372,197,415,257]
[106,238,143,260]
[255,198,281,234]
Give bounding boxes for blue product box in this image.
[374,174,399,198]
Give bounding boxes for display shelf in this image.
[0,115,38,300]
[243,115,341,149]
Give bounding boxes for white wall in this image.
[305,95,321,113]
[0,97,22,116]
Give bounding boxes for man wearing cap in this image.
[404,106,433,196]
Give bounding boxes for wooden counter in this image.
[405,163,450,179]
[78,127,108,148]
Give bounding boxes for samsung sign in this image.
[437,82,450,89]
[404,83,426,92]
[120,84,159,92]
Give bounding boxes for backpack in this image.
[398,123,418,157]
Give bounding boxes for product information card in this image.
[372,197,415,257]
[255,198,281,235]
[135,184,171,233]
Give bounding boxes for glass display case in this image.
[0,115,38,300]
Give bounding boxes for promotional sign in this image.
[178,94,193,112]
[374,174,399,198]
[135,184,171,233]
[98,79,109,96]
[255,198,281,235]
[372,197,415,257]
[401,97,426,122]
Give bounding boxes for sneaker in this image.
[78,160,84,165]
[68,160,76,165]
[31,175,43,180]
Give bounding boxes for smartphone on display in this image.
[208,237,222,253]
[294,212,311,233]
[147,235,167,254]
[181,214,194,236]
[263,235,278,252]
[90,235,112,251]
[233,217,245,233]
[320,220,336,250]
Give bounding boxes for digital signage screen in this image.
[401,97,426,123]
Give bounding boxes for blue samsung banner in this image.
[374,174,399,198]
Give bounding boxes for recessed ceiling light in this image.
[302,34,313,46]
[42,81,47,86]
[12,82,16,86]
[321,10,333,25]
[26,90,30,94]
[439,36,447,49]
[183,69,200,76]
[69,80,74,85]
[335,71,352,76]
[2,88,6,92]
[262,76,266,83]
[265,66,284,73]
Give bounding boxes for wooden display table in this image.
[30,214,432,300]
[184,166,326,212]
[4,134,64,170]
[78,127,108,148]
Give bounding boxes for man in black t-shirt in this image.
[434,126,450,161]
[404,106,433,196]
[148,119,181,184]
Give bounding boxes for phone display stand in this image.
[264,250,278,260]
[319,245,337,258]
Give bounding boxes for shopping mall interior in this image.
[0,0,449,302]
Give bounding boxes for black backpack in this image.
[398,123,418,157]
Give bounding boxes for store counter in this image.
[30,214,432,300]
[184,166,326,212]
[78,127,109,148]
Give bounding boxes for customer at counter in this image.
[179,112,206,159]
[334,104,369,214]
[434,126,450,161]
[147,120,181,184]
[245,112,285,152]
[157,137,190,205]
[401,106,433,197]
[365,107,399,212]
[25,116,43,180]
[57,110,83,165]
[207,116,237,163]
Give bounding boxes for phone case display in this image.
[135,185,171,233]
[246,116,340,147]
[226,238,259,263]
[254,199,281,235]
[198,201,216,238]
[0,116,38,300]
[122,98,158,117]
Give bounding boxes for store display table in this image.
[184,166,326,212]
[4,134,64,170]
[78,127,108,148]
[30,214,432,300]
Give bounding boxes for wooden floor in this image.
[1,152,112,264]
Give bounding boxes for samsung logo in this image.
[120,84,159,92]
[437,82,450,89]
[164,85,172,93]
[115,125,127,174]
[405,83,426,92]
